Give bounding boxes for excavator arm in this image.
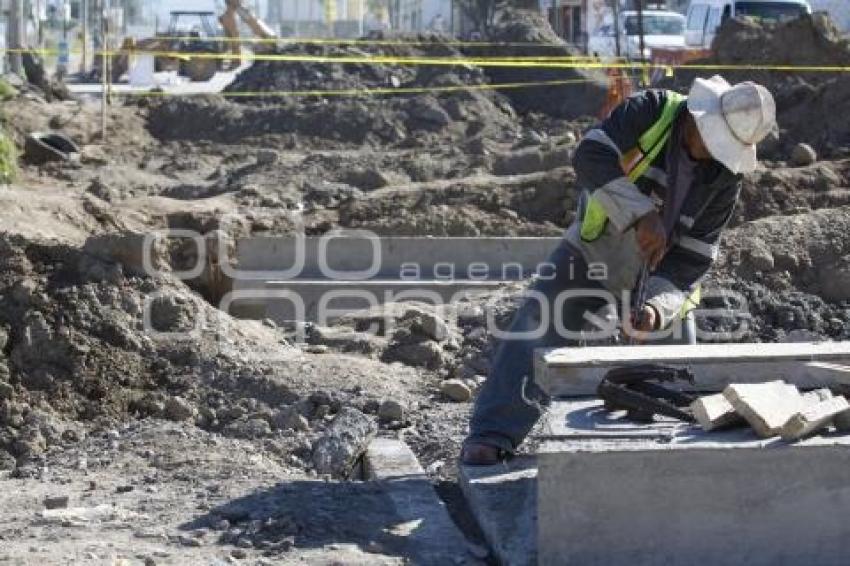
[220,0,278,61]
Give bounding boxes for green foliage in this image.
[0,78,17,101]
[0,130,18,184]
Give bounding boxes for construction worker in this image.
[462,76,777,465]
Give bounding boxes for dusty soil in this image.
[1,9,849,564]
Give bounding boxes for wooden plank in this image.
[536,342,850,397]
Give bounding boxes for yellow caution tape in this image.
[114,77,599,98]
[2,47,848,73]
[0,46,613,63]
[164,36,598,48]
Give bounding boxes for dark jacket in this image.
[566,89,741,327]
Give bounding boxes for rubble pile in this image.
[0,233,432,481]
[693,381,850,441]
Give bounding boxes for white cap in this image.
[687,76,776,174]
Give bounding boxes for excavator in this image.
[96,0,277,83]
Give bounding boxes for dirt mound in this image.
[226,35,488,97]
[710,206,850,341]
[733,160,850,225]
[482,9,608,119]
[675,14,850,157]
[0,232,380,474]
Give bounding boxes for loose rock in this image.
[440,379,473,402]
[790,142,817,167]
[311,407,377,478]
[377,399,405,422]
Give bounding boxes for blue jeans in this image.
[468,241,608,453]
[467,241,699,453]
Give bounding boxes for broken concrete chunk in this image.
[691,393,745,431]
[311,407,377,478]
[723,381,805,438]
[834,407,850,433]
[781,396,850,441]
[801,388,834,405]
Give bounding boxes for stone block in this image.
[691,393,744,431]
[723,381,805,438]
[781,396,850,441]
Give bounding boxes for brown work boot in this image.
[460,442,503,466]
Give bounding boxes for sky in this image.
[152,1,265,19]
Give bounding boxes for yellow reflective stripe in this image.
[627,92,686,182]
[681,285,701,317]
[581,91,687,243]
[638,91,686,152]
[580,197,609,242]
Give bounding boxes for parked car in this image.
[685,0,812,48]
[588,10,686,61]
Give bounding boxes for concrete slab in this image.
[362,439,471,565]
[458,458,537,566]
[231,279,505,323]
[537,399,850,566]
[235,236,561,278]
[537,342,850,396]
[228,236,561,322]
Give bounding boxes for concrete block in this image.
[691,393,744,431]
[834,407,850,432]
[723,381,805,438]
[781,396,850,441]
[802,388,834,404]
[236,236,560,278]
[459,457,537,566]
[538,399,850,566]
[364,438,425,481]
[231,279,504,323]
[537,342,850,396]
[362,439,469,564]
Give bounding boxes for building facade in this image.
[264,0,453,37]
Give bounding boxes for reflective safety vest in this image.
[580,90,687,242]
[578,91,699,318]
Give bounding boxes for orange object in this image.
[599,66,634,119]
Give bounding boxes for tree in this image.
[456,0,541,34]
[455,0,498,34]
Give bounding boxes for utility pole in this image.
[613,0,621,57]
[81,0,89,74]
[636,0,646,85]
[8,0,24,74]
[636,0,645,61]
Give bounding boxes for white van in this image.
[685,0,812,48]
[588,10,686,60]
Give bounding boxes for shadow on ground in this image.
[180,479,444,560]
